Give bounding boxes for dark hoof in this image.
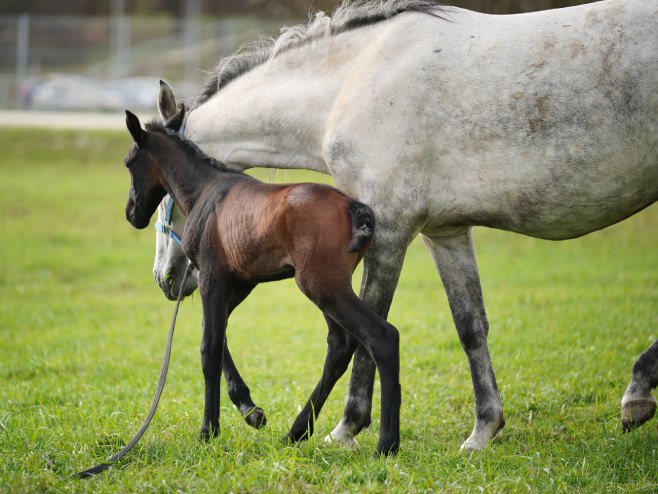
[243,407,267,429]
[621,398,657,432]
[199,426,219,441]
[375,442,399,457]
[282,430,310,445]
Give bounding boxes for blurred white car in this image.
[20,74,165,111]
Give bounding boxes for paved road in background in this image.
[0,110,156,130]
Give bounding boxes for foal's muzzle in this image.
[126,200,150,230]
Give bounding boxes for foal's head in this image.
[123,109,185,229]
[124,111,164,229]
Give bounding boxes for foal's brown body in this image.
[213,182,363,286]
[123,110,401,455]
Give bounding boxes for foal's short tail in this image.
[347,201,375,253]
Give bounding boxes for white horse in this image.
[155,0,658,451]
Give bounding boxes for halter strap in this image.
[74,261,194,478]
[178,105,190,138]
[155,195,183,246]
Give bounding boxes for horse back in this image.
[325,0,658,239]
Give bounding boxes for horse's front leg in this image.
[423,229,504,451]
[223,343,266,429]
[621,339,658,431]
[222,284,266,429]
[198,269,231,440]
[325,229,408,446]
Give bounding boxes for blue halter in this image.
[155,195,183,246]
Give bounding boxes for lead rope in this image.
[74,261,194,478]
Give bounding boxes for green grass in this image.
[0,127,656,493]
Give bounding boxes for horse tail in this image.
[347,201,375,253]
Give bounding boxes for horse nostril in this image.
[164,268,175,287]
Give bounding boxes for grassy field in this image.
[0,127,656,493]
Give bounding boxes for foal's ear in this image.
[165,103,186,133]
[125,110,145,145]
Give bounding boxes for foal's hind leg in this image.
[423,230,504,451]
[285,316,358,443]
[621,339,658,431]
[319,294,401,455]
[325,236,408,447]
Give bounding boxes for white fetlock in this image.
[460,434,487,452]
[324,420,359,448]
[460,418,504,452]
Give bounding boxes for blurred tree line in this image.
[0,0,590,18]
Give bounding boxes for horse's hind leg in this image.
[423,230,504,451]
[223,283,266,429]
[325,236,408,447]
[621,339,658,431]
[285,316,358,443]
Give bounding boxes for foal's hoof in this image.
[199,426,219,442]
[243,407,267,430]
[621,397,657,432]
[374,442,399,457]
[282,429,310,444]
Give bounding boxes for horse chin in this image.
[163,281,196,301]
[158,268,198,301]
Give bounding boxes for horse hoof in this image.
[199,426,219,442]
[243,407,267,430]
[324,423,359,448]
[621,397,657,432]
[460,416,505,452]
[281,432,306,445]
[282,429,311,444]
[460,429,502,452]
[460,437,486,452]
[374,442,399,457]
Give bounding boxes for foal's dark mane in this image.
[194,0,445,107]
[145,120,244,177]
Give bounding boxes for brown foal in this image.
[122,108,401,455]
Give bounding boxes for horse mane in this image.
[145,119,241,175]
[194,0,445,107]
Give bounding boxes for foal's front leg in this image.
[198,269,231,440]
[223,284,266,429]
